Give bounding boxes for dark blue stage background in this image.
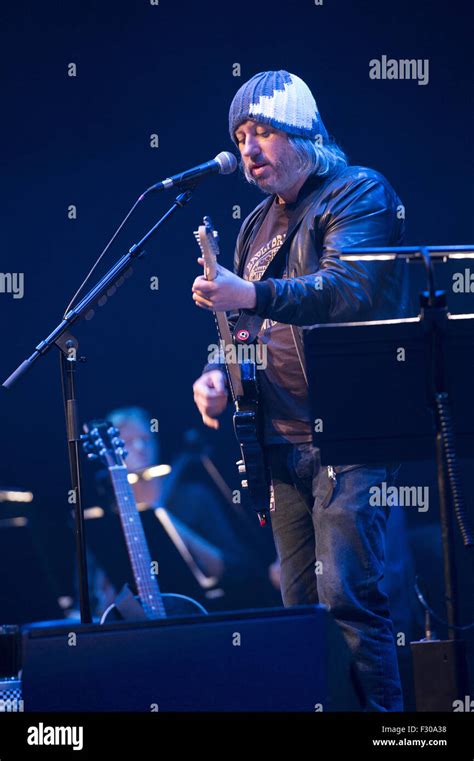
[0,0,473,699]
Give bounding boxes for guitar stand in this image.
[105,584,149,623]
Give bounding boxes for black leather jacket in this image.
[203,164,410,376]
[236,164,408,326]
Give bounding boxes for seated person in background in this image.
[97,406,280,610]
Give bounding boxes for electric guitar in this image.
[194,215,271,525]
[82,420,206,622]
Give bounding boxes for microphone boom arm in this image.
[2,189,195,390]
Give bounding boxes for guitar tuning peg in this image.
[87,453,99,460]
[107,426,119,436]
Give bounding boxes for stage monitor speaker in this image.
[21,605,362,712]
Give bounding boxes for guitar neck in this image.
[202,244,244,399]
[109,466,166,619]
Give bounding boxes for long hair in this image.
[288,135,348,177]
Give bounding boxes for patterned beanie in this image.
[229,70,328,145]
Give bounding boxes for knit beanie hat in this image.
[229,70,328,145]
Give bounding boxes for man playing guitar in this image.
[192,70,406,711]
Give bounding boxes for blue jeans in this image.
[267,442,403,712]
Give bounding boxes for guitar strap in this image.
[232,173,336,344]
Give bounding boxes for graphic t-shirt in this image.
[243,196,312,445]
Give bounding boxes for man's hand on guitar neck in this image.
[192,257,257,312]
[193,369,229,429]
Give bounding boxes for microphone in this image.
[141,151,237,198]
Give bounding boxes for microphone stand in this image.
[2,188,195,624]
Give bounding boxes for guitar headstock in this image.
[81,420,127,468]
[193,215,220,281]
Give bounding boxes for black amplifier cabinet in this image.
[411,639,471,711]
[21,605,362,712]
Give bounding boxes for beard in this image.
[241,150,298,196]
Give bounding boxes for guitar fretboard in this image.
[198,225,244,400]
[109,466,166,619]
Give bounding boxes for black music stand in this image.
[303,312,474,464]
[303,244,474,708]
